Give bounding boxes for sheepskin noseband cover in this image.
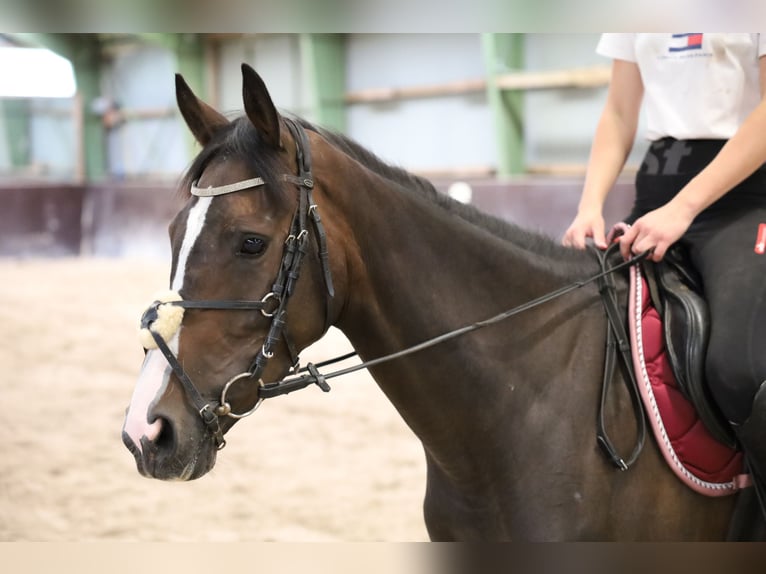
[139,290,185,349]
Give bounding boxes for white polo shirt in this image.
[597,33,766,141]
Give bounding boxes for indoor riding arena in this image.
[0,33,637,543]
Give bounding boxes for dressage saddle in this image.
[641,245,737,449]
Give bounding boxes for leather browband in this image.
[191,176,266,197]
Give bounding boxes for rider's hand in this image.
[562,210,608,250]
[618,202,695,262]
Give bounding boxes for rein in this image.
[261,249,651,400]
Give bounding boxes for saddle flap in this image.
[648,248,738,449]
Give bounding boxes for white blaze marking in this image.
[123,350,169,449]
[123,197,213,452]
[172,197,213,291]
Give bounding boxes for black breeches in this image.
[682,209,766,423]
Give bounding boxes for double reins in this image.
[259,249,651,400]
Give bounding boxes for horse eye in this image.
[240,237,266,256]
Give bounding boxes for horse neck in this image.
[321,152,599,433]
[321,160,582,342]
[311,140,611,515]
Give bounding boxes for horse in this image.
[122,63,751,541]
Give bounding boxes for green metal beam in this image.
[482,33,525,177]
[176,35,207,157]
[1,99,30,168]
[68,35,107,180]
[299,34,346,133]
[174,34,208,100]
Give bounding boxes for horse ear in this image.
[175,74,229,145]
[241,63,282,149]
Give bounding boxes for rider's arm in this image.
[563,59,643,249]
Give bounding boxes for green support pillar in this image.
[157,34,209,157]
[1,99,30,168]
[68,35,107,181]
[482,33,525,177]
[170,34,208,100]
[175,35,207,156]
[299,34,346,133]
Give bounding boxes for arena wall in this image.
[0,178,635,260]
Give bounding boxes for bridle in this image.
[140,118,334,449]
[141,115,651,466]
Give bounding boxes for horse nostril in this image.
[139,416,174,454]
[152,417,176,452]
[144,416,163,443]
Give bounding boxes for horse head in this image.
[122,64,341,480]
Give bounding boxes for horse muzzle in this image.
[121,415,218,481]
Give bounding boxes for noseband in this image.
[140,118,334,449]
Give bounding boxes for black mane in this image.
[292,117,591,270]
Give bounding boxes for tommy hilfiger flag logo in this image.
[669,33,704,52]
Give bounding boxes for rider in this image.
[562,34,766,512]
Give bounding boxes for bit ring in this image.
[217,372,264,419]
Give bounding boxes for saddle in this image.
[642,244,737,449]
[595,241,748,496]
